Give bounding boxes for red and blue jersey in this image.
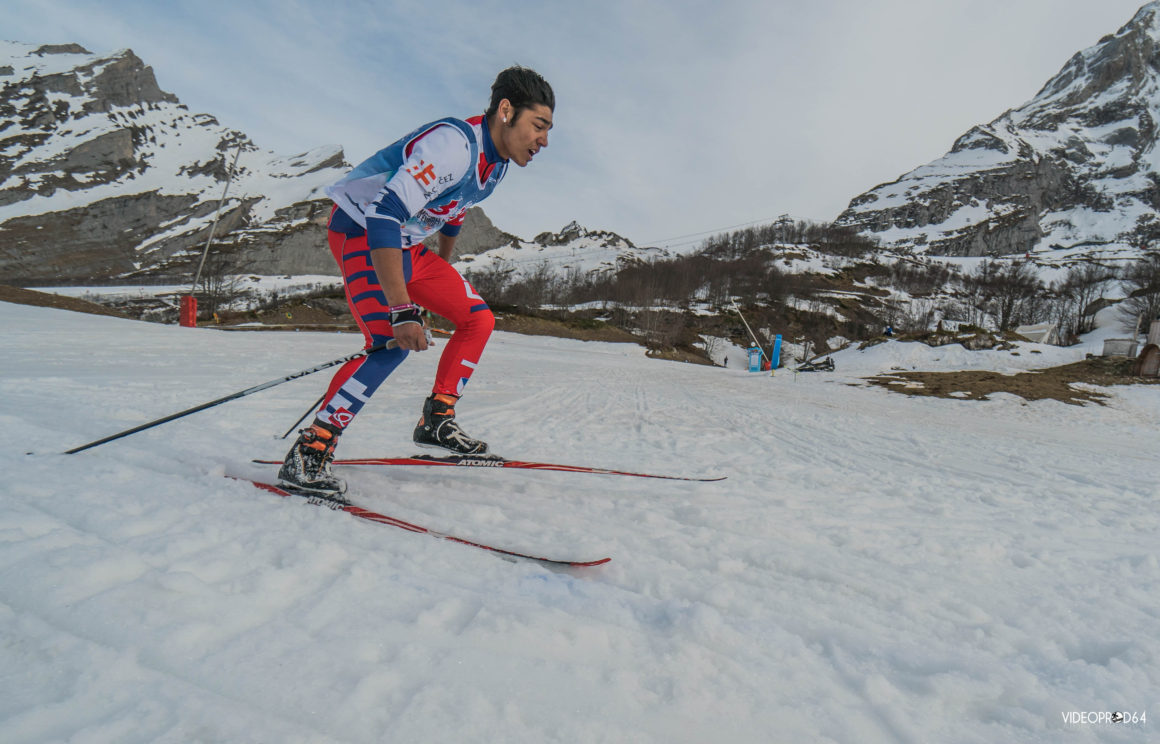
[326,115,507,249]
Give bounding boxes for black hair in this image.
[486,66,554,121]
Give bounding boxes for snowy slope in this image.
[2,302,1158,743]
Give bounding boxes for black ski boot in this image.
[278,421,347,497]
[413,394,489,455]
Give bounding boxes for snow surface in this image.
[2,301,1158,743]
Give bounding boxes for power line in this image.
[641,214,788,247]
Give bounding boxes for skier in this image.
[278,66,555,495]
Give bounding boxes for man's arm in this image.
[369,247,428,351]
[436,232,457,261]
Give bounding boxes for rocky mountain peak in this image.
[32,43,92,56]
[533,219,636,250]
[1035,2,1160,109]
[0,41,347,284]
[837,2,1160,263]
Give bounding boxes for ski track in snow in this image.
[2,300,1158,743]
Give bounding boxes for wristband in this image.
[389,303,423,327]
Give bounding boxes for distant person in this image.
[278,66,555,496]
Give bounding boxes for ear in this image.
[499,99,514,123]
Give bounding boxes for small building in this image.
[1015,321,1061,345]
[1102,338,1139,357]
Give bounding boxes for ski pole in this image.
[280,392,328,440]
[64,340,396,455]
[275,324,433,440]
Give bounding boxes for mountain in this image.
[836,2,1160,263]
[0,41,651,288]
[0,41,346,284]
[453,219,667,282]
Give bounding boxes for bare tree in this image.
[464,262,516,304]
[1118,252,1160,334]
[196,248,244,319]
[962,259,1046,330]
[1049,263,1116,340]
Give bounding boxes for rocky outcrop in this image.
[450,219,665,282]
[532,220,635,250]
[0,41,346,284]
[0,191,199,283]
[837,2,1160,259]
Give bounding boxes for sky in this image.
[3,0,1153,248]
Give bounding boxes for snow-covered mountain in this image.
[0,42,657,288]
[837,2,1160,263]
[0,41,347,284]
[454,219,670,282]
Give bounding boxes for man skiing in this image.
[278,66,554,495]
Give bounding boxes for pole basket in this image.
[180,295,198,327]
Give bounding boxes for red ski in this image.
[253,453,726,482]
[235,477,611,568]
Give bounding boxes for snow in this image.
[2,300,1158,743]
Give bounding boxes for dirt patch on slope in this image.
[492,313,642,344]
[0,284,132,319]
[867,356,1159,406]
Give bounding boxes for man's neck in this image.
[484,114,509,162]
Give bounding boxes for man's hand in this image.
[392,319,429,351]
[369,248,430,351]
[389,303,429,351]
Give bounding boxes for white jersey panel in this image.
[375,125,470,223]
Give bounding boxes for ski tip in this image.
[576,557,613,567]
[528,555,612,569]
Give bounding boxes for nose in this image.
[538,131,549,148]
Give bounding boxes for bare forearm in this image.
[369,246,429,350]
[370,247,410,306]
[437,233,457,262]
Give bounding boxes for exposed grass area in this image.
[867,356,1159,406]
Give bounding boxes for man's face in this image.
[497,103,553,167]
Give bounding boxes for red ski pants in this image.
[315,226,494,431]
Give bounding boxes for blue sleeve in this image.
[439,222,462,238]
[366,190,409,249]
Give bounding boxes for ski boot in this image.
[413,393,489,455]
[278,421,347,497]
